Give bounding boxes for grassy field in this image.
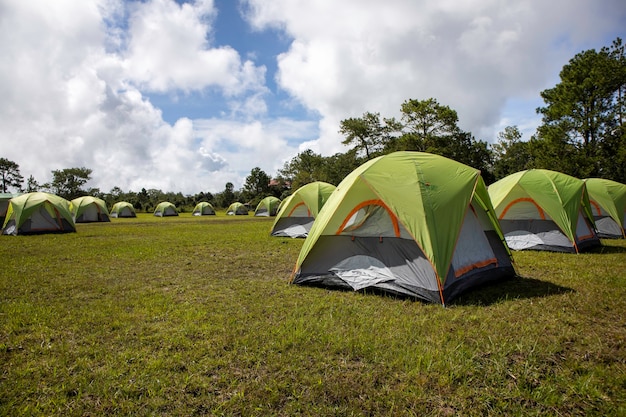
[1,214,625,416]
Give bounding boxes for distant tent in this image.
[292,152,516,305]
[585,178,626,239]
[488,169,600,253]
[110,201,136,218]
[2,192,76,235]
[270,181,336,238]
[154,201,179,217]
[226,202,249,215]
[70,196,110,223]
[193,202,216,216]
[254,196,281,216]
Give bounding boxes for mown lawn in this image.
[1,214,625,416]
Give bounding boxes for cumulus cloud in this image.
[0,0,273,194]
[0,0,624,197]
[245,0,626,147]
[122,0,266,95]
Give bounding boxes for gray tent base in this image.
[593,216,625,239]
[293,233,515,304]
[2,218,75,235]
[271,217,315,238]
[499,219,601,253]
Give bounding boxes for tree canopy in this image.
[49,167,93,200]
[0,158,24,193]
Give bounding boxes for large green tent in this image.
[226,202,249,215]
[70,196,110,223]
[154,201,178,217]
[110,201,136,218]
[270,181,336,238]
[585,178,626,238]
[254,196,281,217]
[192,202,216,216]
[488,169,600,253]
[292,152,515,305]
[2,192,76,235]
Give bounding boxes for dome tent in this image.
[2,192,76,235]
[270,181,336,238]
[254,196,281,216]
[70,196,110,223]
[488,169,600,253]
[192,202,216,216]
[226,202,249,215]
[110,201,136,218]
[292,152,516,305]
[154,201,178,217]
[584,178,626,238]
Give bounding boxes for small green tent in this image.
[292,152,515,304]
[193,202,216,216]
[2,192,76,235]
[254,196,281,216]
[270,181,336,238]
[71,196,110,223]
[154,202,178,217]
[488,169,600,253]
[585,178,626,239]
[226,202,249,215]
[110,201,136,218]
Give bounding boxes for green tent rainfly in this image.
[2,192,76,235]
[71,196,110,223]
[226,202,249,215]
[291,152,516,305]
[154,201,178,217]
[270,181,336,238]
[488,169,600,253]
[110,201,136,218]
[192,202,216,216]
[584,178,626,239]
[254,196,281,216]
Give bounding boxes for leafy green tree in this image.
[392,98,462,152]
[242,167,270,204]
[278,149,326,190]
[0,158,24,193]
[319,150,362,185]
[536,38,626,180]
[26,175,39,192]
[50,167,92,200]
[492,126,532,180]
[218,182,236,208]
[339,112,401,159]
[385,98,494,178]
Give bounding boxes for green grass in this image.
[1,214,625,416]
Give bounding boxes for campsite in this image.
[1,213,624,416]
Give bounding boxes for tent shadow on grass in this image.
[351,275,573,306]
[452,275,574,306]
[586,244,626,254]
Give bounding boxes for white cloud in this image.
[123,0,266,95]
[0,0,624,198]
[245,0,626,147]
[0,0,277,195]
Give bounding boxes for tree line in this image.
[1,38,624,211]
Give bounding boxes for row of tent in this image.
[268,152,625,305]
[0,193,287,235]
[2,152,624,305]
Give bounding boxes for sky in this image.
[0,0,624,195]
